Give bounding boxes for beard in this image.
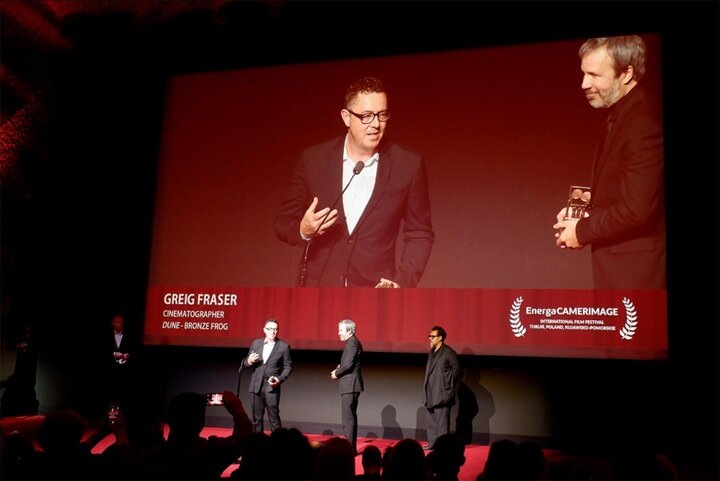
[589,78,624,109]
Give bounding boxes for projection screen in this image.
[144,34,667,360]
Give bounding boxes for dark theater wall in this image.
[1,1,717,478]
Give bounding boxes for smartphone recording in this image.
[107,404,120,424]
[206,393,224,406]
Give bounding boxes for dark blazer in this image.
[576,86,665,288]
[244,339,293,394]
[275,136,434,287]
[423,344,461,408]
[111,330,131,366]
[335,335,364,395]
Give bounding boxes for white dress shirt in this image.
[342,136,378,235]
[262,341,275,363]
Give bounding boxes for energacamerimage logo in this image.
[508,296,638,340]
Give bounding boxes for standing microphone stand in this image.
[236,354,247,396]
[299,241,312,287]
[298,161,366,287]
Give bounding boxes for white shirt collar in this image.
[343,135,379,167]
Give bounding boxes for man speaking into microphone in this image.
[274,76,434,288]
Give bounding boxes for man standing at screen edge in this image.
[554,35,665,289]
[274,76,434,288]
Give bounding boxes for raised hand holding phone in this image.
[206,392,225,406]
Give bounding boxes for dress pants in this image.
[252,388,281,432]
[426,404,451,447]
[341,392,360,451]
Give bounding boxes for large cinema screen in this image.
[144,34,667,360]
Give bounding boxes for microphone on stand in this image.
[299,161,366,287]
[353,161,367,175]
[237,352,249,396]
[312,161,366,235]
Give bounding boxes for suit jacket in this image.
[576,86,665,288]
[335,335,364,395]
[275,136,434,287]
[244,339,293,394]
[111,330,131,367]
[423,344,461,408]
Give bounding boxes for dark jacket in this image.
[424,344,461,408]
[576,86,665,288]
[244,339,293,394]
[275,136,434,287]
[335,335,364,394]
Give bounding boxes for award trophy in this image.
[565,186,592,220]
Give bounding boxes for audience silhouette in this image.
[0,394,685,481]
[229,431,272,480]
[426,433,466,480]
[382,438,428,480]
[34,410,113,479]
[138,390,251,479]
[267,427,316,480]
[517,440,545,480]
[476,439,520,480]
[314,436,356,480]
[356,444,383,480]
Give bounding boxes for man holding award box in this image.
[554,35,665,289]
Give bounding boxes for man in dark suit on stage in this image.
[107,313,132,407]
[554,35,665,288]
[243,319,293,433]
[331,319,364,453]
[274,76,434,288]
[423,325,461,451]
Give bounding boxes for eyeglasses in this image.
[428,335,439,339]
[346,109,390,124]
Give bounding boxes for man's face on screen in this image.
[343,91,388,157]
[580,47,627,109]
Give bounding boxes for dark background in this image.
[1,1,718,478]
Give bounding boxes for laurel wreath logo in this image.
[509,296,637,339]
[619,297,638,340]
[508,296,526,337]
